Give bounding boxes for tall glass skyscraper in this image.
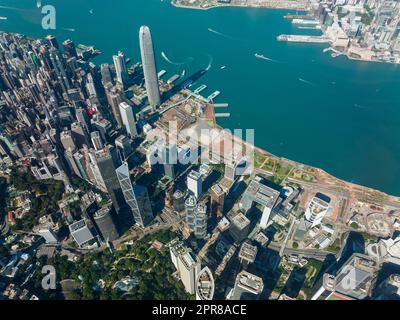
[95,145,125,212]
[116,162,154,228]
[139,26,161,110]
[112,51,129,88]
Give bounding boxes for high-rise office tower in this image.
[104,82,123,128]
[115,135,133,160]
[113,51,129,88]
[101,63,113,86]
[95,146,125,212]
[62,39,77,58]
[193,203,207,239]
[73,150,89,180]
[185,195,197,231]
[119,102,138,139]
[86,73,97,97]
[116,162,153,228]
[71,122,89,149]
[225,160,237,181]
[45,35,59,49]
[93,203,119,242]
[48,47,70,93]
[228,271,264,300]
[162,144,177,179]
[90,131,104,151]
[170,239,201,295]
[185,196,208,239]
[210,184,225,217]
[60,129,76,151]
[88,149,107,191]
[104,84,123,128]
[173,190,185,212]
[229,213,251,244]
[187,170,202,199]
[65,147,82,178]
[139,26,161,110]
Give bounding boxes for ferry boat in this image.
[194,84,207,94]
[207,91,220,101]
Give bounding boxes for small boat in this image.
[181,69,186,78]
[220,65,226,70]
[36,0,42,8]
[255,53,265,59]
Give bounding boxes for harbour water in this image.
[1,0,400,195]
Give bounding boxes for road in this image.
[267,242,331,261]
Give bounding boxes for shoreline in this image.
[170,1,307,11]
[195,95,400,202]
[171,1,399,66]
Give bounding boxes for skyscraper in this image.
[139,26,161,110]
[187,170,202,199]
[95,146,125,212]
[228,271,264,300]
[116,162,153,228]
[48,47,70,94]
[45,35,59,49]
[119,102,138,139]
[113,51,129,88]
[62,39,77,58]
[170,239,201,295]
[161,144,177,179]
[93,203,119,242]
[185,196,208,239]
[210,184,225,217]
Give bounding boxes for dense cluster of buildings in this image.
[311,0,400,63]
[0,26,164,246]
[1,7,400,300]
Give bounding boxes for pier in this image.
[277,35,330,43]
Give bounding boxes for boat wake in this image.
[0,5,22,11]
[161,51,193,65]
[298,78,315,86]
[255,53,280,63]
[207,28,234,40]
[62,28,76,32]
[354,103,368,109]
[205,54,213,71]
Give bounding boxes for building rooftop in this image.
[247,179,280,208]
[188,170,202,181]
[230,212,250,230]
[238,242,258,264]
[211,184,224,196]
[196,267,215,300]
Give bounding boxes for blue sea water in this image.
[1,0,400,195]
